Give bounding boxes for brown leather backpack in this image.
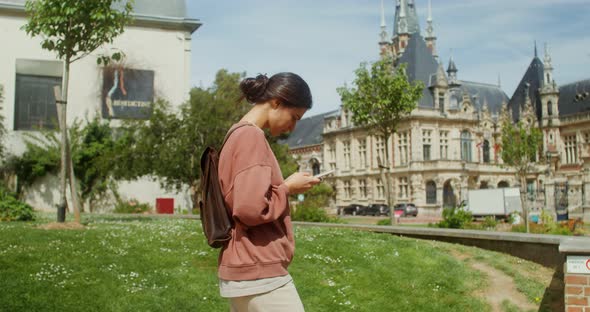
[198,124,252,248]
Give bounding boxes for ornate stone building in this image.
[285,0,590,219]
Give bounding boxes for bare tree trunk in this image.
[66,134,81,223]
[190,181,200,215]
[55,60,81,223]
[54,82,67,222]
[383,135,396,225]
[520,174,529,233]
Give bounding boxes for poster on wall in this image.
[102,68,154,119]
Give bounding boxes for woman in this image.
[217,72,320,311]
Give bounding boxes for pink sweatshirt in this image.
[217,121,294,281]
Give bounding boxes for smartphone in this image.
[314,170,335,179]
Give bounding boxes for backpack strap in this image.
[219,122,256,152]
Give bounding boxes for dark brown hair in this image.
[239,72,312,109]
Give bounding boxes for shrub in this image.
[511,221,574,235]
[437,205,472,229]
[0,188,35,221]
[291,183,341,223]
[114,199,151,214]
[377,218,392,226]
[292,203,333,223]
[481,216,498,230]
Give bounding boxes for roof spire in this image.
[400,0,406,17]
[447,50,457,73]
[447,50,459,86]
[497,73,501,88]
[379,0,388,42]
[380,0,386,27]
[398,0,408,34]
[543,42,552,65]
[534,40,538,58]
[425,0,435,38]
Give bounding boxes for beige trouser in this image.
[229,280,305,312]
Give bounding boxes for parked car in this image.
[393,203,418,217]
[342,204,367,216]
[364,204,390,216]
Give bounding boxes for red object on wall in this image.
[156,198,174,214]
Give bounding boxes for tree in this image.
[113,69,299,213]
[269,134,299,178]
[23,0,133,223]
[72,118,118,212]
[500,121,543,233]
[338,58,423,224]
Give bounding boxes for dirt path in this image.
[453,252,537,312]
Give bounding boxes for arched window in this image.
[483,140,490,163]
[498,181,509,188]
[547,101,553,116]
[312,163,320,176]
[309,158,320,176]
[426,181,437,204]
[461,131,472,162]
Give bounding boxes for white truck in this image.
[465,187,522,218]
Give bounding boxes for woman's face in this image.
[268,102,307,136]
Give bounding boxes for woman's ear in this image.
[270,99,280,110]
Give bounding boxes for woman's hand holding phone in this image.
[284,172,321,194]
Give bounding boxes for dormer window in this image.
[438,92,445,111]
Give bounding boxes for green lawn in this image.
[0,213,551,311]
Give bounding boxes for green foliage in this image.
[291,183,340,223]
[500,121,543,174]
[338,58,423,215]
[72,117,118,211]
[4,118,118,210]
[113,70,249,194]
[268,135,299,178]
[113,69,299,210]
[437,205,473,229]
[338,59,424,139]
[23,0,134,64]
[481,216,498,230]
[511,222,574,235]
[113,198,151,214]
[0,188,35,221]
[500,120,543,233]
[2,131,61,197]
[377,218,392,226]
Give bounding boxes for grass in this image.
[0,212,553,311]
[435,243,554,312]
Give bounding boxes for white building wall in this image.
[0,14,194,211]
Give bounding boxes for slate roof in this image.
[397,35,509,112]
[460,81,509,114]
[558,79,590,116]
[507,57,544,121]
[397,35,439,108]
[279,110,338,149]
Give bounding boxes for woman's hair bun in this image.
[239,74,269,103]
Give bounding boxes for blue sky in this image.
[187,0,590,116]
